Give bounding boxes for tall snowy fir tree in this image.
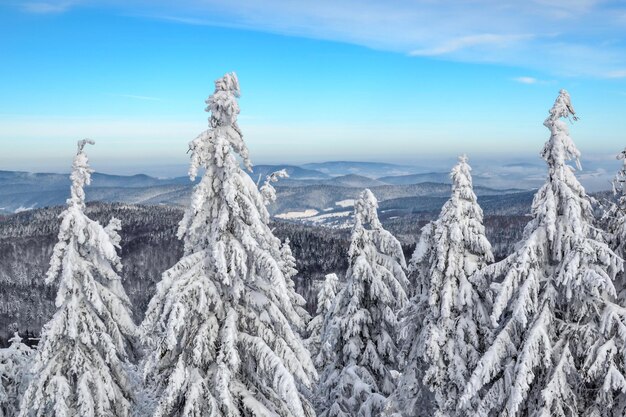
[19,139,137,417]
[0,331,32,417]
[604,148,626,300]
[390,155,494,417]
[141,73,317,417]
[460,90,625,417]
[306,273,339,365]
[316,189,409,417]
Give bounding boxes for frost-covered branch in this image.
[260,169,289,205]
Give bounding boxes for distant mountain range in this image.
[0,161,519,215]
[301,161,421,178]
[377,172,451,185]
[0,158,612,226]
[0,170,193,214]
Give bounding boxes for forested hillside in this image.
[0,201,532,345]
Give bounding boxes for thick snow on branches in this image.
[306,273,339,365]
[460,90,624,417]
[605,148,626,301]
[19,139,137,417]
[141,72,316,417]
[0,332,32,417]
[316,189,408,417]
[391,155,494,417]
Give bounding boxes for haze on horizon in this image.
[1,0,625,175]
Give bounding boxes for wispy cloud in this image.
[513,76,539,84]
[606,70,626,79]
[20,1,79,14]
[410,34,534,56]
[9,0,626,78]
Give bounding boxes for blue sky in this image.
[1,0,625,175]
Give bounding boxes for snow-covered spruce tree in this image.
[604,148,626,300]
[390,155,494,417]
[141,72,317,417]
[306,273,339,366]
[19,139,137,417]
[260,169,310,334]
[0,331,32,417]
[279,238,311,334]
[317,189,409,417]
[460,90,624,417]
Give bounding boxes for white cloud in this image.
[21,1,79,13]
[11,0,626,78]
[410,34,534,56]
[514,76,538,84]
[606,70,626,78]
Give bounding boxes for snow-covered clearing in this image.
[275,209,319,219]
[335,199,355,208]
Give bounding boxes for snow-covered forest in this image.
[2,73,626,417]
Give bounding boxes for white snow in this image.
[309,211,351,221]
[335,199,355,208]
[14,205,35,213]
[275,209,319,219]
[293,210,353,229]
